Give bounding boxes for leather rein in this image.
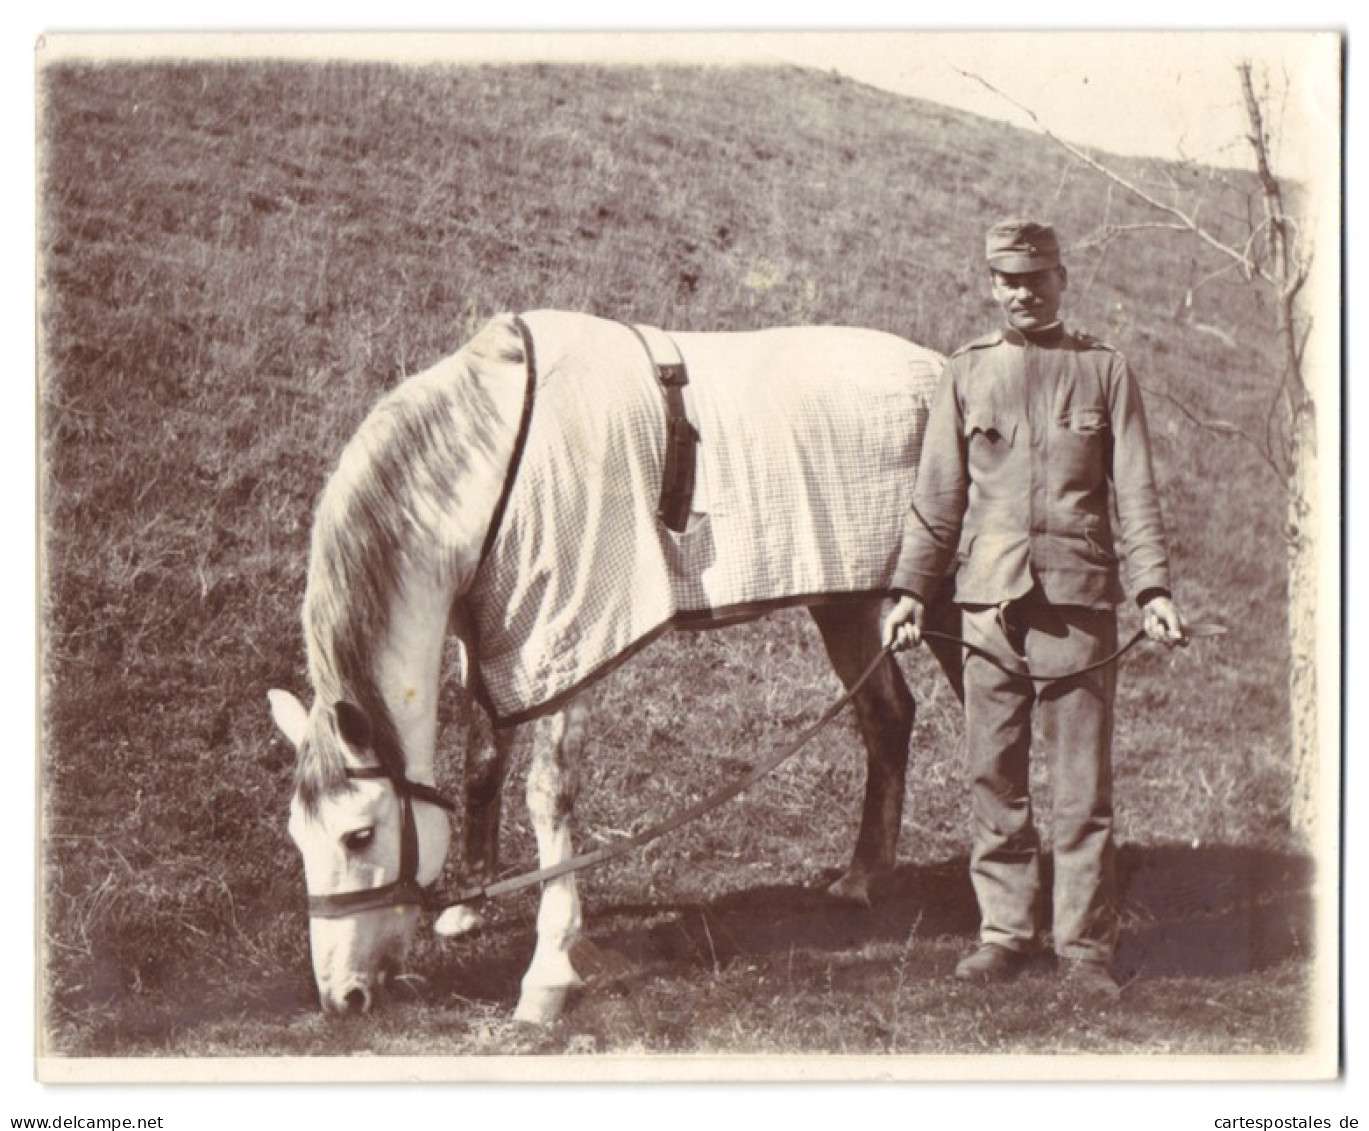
[306,621,1226,918]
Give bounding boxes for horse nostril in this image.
[343,987,369,1014]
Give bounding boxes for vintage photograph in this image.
[32,28,1343,1088]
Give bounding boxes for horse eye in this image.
[342,827,375,853]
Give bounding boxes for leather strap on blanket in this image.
[626,323,699,532]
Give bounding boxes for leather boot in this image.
[954,943,1028,983]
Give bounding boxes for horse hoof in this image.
[512,985,571,1025]
[825,872,873,906]
[433,904,483,936]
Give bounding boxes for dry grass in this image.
[38,59,1310,1061]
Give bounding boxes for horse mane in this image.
[293,313,527,811]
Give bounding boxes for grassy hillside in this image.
[38,59,1305,1061]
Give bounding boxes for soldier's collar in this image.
[1003,322,1065,346]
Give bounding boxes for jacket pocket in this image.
[1062,407,1108,435]
[1053,407,1110,487]
[1083,519,1117,563]
[964,407,1016,446]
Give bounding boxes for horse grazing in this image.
[268,310,948,1023]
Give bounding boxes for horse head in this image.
[268,688,453,1015]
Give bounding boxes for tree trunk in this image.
[1287,389,1318,841]
[1239,59,1321,844]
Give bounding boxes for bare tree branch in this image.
[955,67,1272,284]
[1069,221,1194,248]
[1141,382,1287,484]
[1190,260,1245,302]
[1240,61,1291,278]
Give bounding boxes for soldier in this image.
[883,219,1186,994]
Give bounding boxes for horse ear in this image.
[267,689,309,748]
[333,700,373,752]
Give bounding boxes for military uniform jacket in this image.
[891,323,1171,609]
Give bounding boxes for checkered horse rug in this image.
[468,310,943,724]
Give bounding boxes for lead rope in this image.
[432,621,1225,911]
[926,620,1227,683]
[926,627,1147,683]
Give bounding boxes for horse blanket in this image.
[468,310,943,724]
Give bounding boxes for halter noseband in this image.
[306,766,457,919]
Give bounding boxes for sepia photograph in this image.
[22,16,1349,1112]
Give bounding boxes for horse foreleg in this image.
[513,696,590,1024]
[433,707,516,938]
[463,705,511,880]
[810,600,915,905]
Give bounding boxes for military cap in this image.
[985,219,1061,273]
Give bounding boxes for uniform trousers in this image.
[960,597,1118,962]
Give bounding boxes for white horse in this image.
[268,310,952,1023]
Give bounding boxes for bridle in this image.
[306,765,457,919]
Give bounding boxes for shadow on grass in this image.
[1113,842,1316,981]
[53,842,1315,1054]
[557,841,1317,986]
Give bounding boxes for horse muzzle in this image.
[322,979,377,1016]
[318,947,407,1015]
[311,912,413,1016]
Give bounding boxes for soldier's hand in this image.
[882,595,926,652]
[1143,595,1186,647]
